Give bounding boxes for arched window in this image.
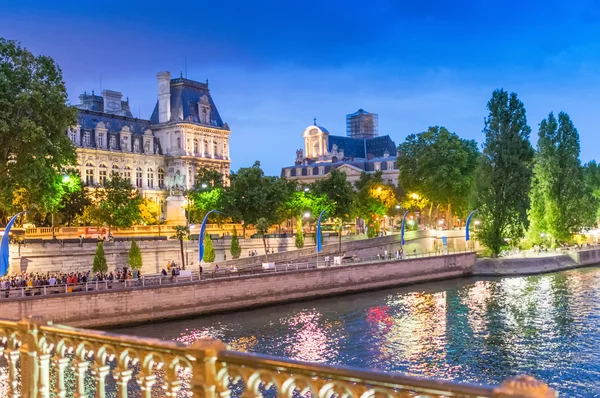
[204,141,209,157]
[97,133,104,149]
[112,164,120,177]
[176,137,181,150]
[98,163,108,186]
[124,165,132,182]
[136,167,143,188]
[147,168,154,189]
[85,162,95,185]
[193,138,198,154]
[213,142,218,157]
[158,168,165,189]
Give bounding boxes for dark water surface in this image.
[115,267,600,397]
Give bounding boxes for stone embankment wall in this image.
[0,252,476,328]
[8,236,333,276]
[9,230,475,275]
[213,230,474,269]
[473,247,600,276]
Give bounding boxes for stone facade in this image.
[281,118,399,186]
[69,72,232,222]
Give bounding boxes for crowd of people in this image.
[0,268,142,293]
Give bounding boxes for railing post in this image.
[189,339,228,398]
[96,280,99,290]
[43,286,47,296]
[52,355,70,398]
[114,369,133,398]
[7,348,20,398]
[17,318,41,398]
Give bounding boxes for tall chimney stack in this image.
[157,71,171,123]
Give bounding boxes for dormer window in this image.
[68,130,76,144]
[110,135,117,150]
[83,132,91,146]
[122,136,129,151]
[97,133,104,148]
[145,140,151,153]
[133,139,140,153]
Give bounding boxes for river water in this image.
[115,267,600,397]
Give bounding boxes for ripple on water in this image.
[114,267,600,398]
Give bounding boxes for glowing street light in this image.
[410,193,419,200]
[395,205,400,209]
[304,187,310,192]
[62,175,71,183]
[474,220,481,226]
[201,183,208,189]
[304,212,311,219]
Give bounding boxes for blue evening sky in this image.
[2,0,600,175]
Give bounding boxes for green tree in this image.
[311,169,356,253]
[354,171,396,237]
[583,161,600,227]
[93,242,108,273]
[189,166,228,224]
[397,126,479,226]
[97,173,142,231]
[528,112,587,245]
[471,89,534,256]
[174,225,189,269]
[0,39,77,218]
[58,174,90,226]
[295,217,305,248]
[226,161,292,236]
[138,198,161,225]
[195,167,224,189]
[256,217,271,262]
[230,226,241,259]
[128,239,143,272]
[203,234,216,263]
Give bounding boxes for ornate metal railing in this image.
[0,317,557,398]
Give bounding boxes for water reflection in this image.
[113,267,600,397]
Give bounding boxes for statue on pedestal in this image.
[165,170,186,196]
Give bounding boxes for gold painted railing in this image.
[0,317,557,398]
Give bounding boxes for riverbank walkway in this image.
[0,248,471,300]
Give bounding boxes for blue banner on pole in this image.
[199,210,224,263]
[0,211,26,277]
[316,209,327,252]
[466,210,477,242]
[400,210,409,245]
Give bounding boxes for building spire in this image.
[313,117,317,126]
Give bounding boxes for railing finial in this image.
[494,375,557,397]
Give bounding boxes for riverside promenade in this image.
[0,251,476,328]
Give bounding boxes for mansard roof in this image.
[77,109,151,135]
[328,134,396,159]
[149,77,228,129]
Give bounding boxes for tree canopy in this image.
[397,126,479,223]
[471,89,534,256]
[0,39,77,221]
[528,112,587,245]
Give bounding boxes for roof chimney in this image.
[157,71,171,123]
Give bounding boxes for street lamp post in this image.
[316,209,327,268]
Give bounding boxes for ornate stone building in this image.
[68,72,231,222]
[281,114,399,186]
